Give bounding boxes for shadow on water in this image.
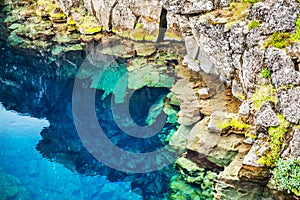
[0,41,178,199]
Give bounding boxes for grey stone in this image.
[254,103,279,128]
[161,0,214,14]
[289,129,300,158]
[278,87,300,123]
[265,47,294,72]
[171,79,201,126]
[241,47,264,91]
[228,25,245,54]
[249,0,299,34]
[243,133,268,168]
[232,79,245,101]
[243,137,255,145]
[282,129,300,158]
[197,87,211,99]
[238,101,250,119]
[271,68,300,88]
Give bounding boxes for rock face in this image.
[56,0,182,40]
[187,117,243,168]
[279,87,300,124]
[171,79,201,126]
[282,129,300,158]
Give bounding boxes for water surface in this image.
[0,41,178,199]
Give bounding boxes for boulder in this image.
[187,117,243,168]
[278,87,300,124]
[282,129,300,158]
[254,103,279,128]
[240,134,270,184]
[249,0,299,35]
[265,47,295,72]
[161,0,214,14]
[171,79,201,126]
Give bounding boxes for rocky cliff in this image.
[85,0,300,198]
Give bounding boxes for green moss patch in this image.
[248,20,260,29]
[251,85,277,110]
[263,32,291,49]
[258,114,290,167]
[260,67,271,79]
[218,117,250,130]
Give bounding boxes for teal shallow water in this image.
[0,103,143,199]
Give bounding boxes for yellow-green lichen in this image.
[263,32,291,49]
[78,15,103,35]
[258,114,290,167]
[291,14,300,42]
[50,9,66,21]
[218,117,250,130]
[248,20,260,29]
[237,93,246,100]
[243,0,260,3]
[260,67,271,79]
[135,23,143,29]
[251,85,277,110]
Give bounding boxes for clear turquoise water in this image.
[0,42,177,199]
[0,104,143,199]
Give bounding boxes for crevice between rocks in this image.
[108,1,118,31]
[157,7,168,42]
[90,0,97,17]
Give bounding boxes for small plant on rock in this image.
[248,20,260,29]
[272,157,300,196]
[263,32,291,49]
[260,67,271,79]
[258,114,290,167]
[251,85,277,110]
[290,14,300,41]
[243,0,260,3]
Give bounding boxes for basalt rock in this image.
[282,129,300,158]
[254,103,279,128]
[186,117,243,169]
[279,87,300,124]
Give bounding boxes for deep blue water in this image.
[0,42,178,199]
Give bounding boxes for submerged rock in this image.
[0,171,30,200]
[170,157,217,200]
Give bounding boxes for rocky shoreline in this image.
[1,0,300,199]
